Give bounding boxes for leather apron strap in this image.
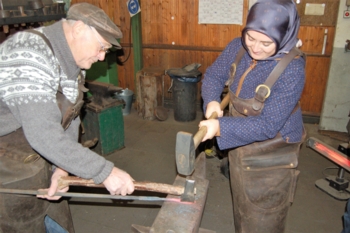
[229,47,304,116]
[253,47,304,111]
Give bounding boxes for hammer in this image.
[176,94,230,176]
[57,176,196,202]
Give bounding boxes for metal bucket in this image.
[116,89,134,116]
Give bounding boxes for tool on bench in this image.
[57,176,196,202]
[176,93,230,176]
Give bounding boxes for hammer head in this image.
[176,131,195,176]
[181,179,196,202]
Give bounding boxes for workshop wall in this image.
[319,0,350,133]
[71,0,339,116]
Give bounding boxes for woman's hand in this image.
[37,167,69,200]
[205,101,223,119]
[199,119,220,142]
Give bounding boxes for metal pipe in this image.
[336,167,345,182]
[0,188,183,203]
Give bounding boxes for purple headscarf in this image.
[242,0,300,60]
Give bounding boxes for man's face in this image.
[244,30,276,60]
[72,24,111,69]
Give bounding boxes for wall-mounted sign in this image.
[198,0,243,25]
[127,0,141,17]
[305,3,326,15]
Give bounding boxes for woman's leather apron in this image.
[0,30,85,233]
[227,47,306,233]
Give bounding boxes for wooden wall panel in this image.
[71,0,336,116]
[301,56,330,115]
[299,26,334,55]
[139,0,247,47]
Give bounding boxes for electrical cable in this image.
[322,166,350,180]
[119,18,132,64]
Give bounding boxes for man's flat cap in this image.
[67,3,122,48]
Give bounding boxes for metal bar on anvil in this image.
[306,137,350,172]
[0,188,182,203]
[131,152,214,233]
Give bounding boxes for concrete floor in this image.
[69,108,349,233]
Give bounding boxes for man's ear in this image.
[71,20,87,39]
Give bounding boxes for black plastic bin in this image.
[166,66,202,122]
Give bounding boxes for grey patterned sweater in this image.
[0,20,114,184]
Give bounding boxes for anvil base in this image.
[131,152,215,233]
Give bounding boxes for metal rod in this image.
[336,167,345,182]
[0,188,182,203]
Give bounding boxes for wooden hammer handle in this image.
[58,176,184,196]
[193,94,230,148]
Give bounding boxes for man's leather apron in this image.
[0,30,85,233]
[227,47,306,233]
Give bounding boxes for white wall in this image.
[319,0,350,132]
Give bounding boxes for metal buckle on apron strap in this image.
[252,84,271,111]
[255,84,271,99]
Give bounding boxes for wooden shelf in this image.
[0,14,65,26]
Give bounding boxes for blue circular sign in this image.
[128,0,140,15]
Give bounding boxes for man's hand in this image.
[37,167,69,200]
[199,119,220,142]
[205,101,223,119]
[103,167,134,196]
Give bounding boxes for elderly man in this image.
[0,3,134,232]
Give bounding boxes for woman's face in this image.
[244,30,276,60]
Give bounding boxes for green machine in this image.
[81,53,125,156]
[85,52,119,86]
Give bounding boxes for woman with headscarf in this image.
[199,0,305,232]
